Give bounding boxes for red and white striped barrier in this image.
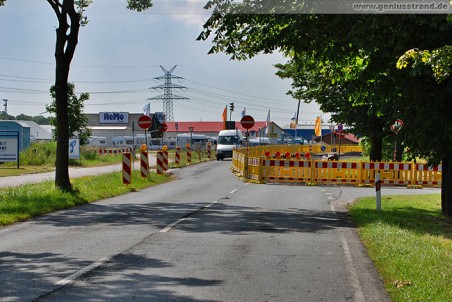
[362,162,412,185]
[122,152,131,185]
[175,147,181,165]
[156,151,164,174]
[207,143,212,159]
[140,150,148,178]
[414,163,442,185]
[186,145,192,163]
[163,151,168,171]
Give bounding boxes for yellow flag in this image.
[314,116,322,137]
[222,106,227,130]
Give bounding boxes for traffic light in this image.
[229,102,234,111]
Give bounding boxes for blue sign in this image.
[321,145,326,151]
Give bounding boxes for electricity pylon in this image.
[147,65,189,122]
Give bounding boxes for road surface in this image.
[0,160,440,301]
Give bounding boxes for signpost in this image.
[138,115,152,148]
[241,115,255,179]
[0,130,19,168]
[391,119,404,161]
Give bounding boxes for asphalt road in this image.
[0,160,441,301]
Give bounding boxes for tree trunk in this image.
[369,135,383,161]
[51,1,81,191]
[441,152,452,218]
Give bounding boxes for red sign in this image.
[138,115,152,129]
[240,115,255,129]
[390,119,403,133]
[160,122,168,132]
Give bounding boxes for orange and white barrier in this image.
[362,162,412,185]
[122,152,131,185]
[315,161,361,184]
[262,159,312,182]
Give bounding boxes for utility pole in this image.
[3,99,7,119]
[147,65,189,122]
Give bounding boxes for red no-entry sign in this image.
[160,122,168,132]
[240,115,255,129]
[138,115,152,129]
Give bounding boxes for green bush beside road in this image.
[349,194,451,302]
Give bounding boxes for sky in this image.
[0,0,326,126]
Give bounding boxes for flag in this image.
[314,116,322,137]
[265,109,270,134]
[143,103,150,116]
[290,112,297,129]
[241,107,246,118]
[222,106,227,130]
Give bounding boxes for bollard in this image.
[156,151,164,174]
[186,143,192,163]
[375,173,381,211]
[140,149,149,178]
[207,142,212,159]
[175,147,181,165]
[163,150,168,171]
[122,152,131,185]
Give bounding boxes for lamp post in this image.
[329,124,335,152]
[188,126,194,147]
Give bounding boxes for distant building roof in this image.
[164,121,268,133]
[15,120,52,140]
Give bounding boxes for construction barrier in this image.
[186,144,192,163]
[99,147,132,154]
[232,148,441,187]
[156,151,164,174]
[413,163,442,186]
[163,151,168,171]
[245,144,362,158]
[140,150,149,178]
[122,152,132,185]
[207,142,212,159]
[175,147,181,165]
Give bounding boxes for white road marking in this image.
[55,199,223,289]
[230,189,238,194]
[328,196,335,200]
[330,203,366,302]
[324,192,332,195]
[56,257,111,286]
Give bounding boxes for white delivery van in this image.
[216,129,243,160]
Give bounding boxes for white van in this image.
[216,129,243,160]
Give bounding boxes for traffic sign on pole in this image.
[138,115,152,129]
[240,115,255,129]
[390,119,404,133]
[160,122,168,132]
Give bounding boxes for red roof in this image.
[164,121,267,133]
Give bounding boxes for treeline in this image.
[0,113,53,125]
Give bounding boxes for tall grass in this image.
[349,195,451,302]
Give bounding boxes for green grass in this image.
[349,195,452,302]
[0,170,170,226]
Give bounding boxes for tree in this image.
[198,2,452,216]
[46,83,91,145]
[0,0,153,191]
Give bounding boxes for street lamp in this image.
[188,126,194,147]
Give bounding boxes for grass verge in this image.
[0,170,170,226]
[349,194,451,302]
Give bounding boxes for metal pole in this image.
[375,173,381,211]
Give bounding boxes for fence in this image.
[233,148,441,187]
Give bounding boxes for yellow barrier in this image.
[232,148,441,187]
[242,144,362,157]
